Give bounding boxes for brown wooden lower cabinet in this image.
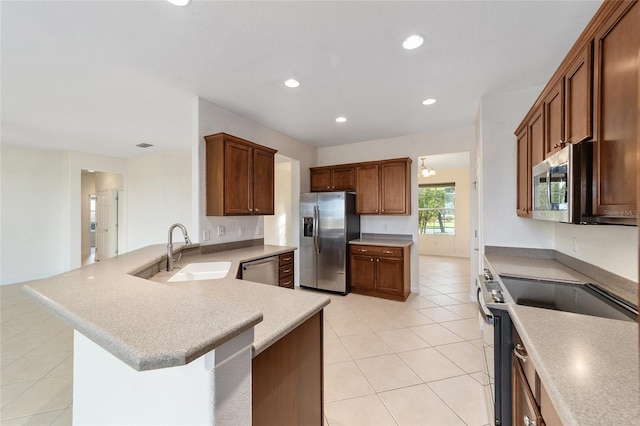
[349,244,410,301]
[278,251,294,288]
[252,311,323,425]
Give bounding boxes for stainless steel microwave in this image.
[531,144,588,223]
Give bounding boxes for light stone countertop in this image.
[349,238,413,247]
[509,304,639,426]
[485,254,594,284]
[23,244,330,371]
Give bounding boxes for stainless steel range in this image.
[477,268,637,426]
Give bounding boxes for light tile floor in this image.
[1,255,489,426]
[323,256,489,426]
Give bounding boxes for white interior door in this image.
[95,190,119,261]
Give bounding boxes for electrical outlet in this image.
[572,237,578,253]
[202,230,210,241]
[383,223,388,232]
[217,226,225,236]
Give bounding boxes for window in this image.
[89,195,97,231]
[418,183,455,235]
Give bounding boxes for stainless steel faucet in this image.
[167,223,192,271]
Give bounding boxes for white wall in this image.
[1,145,69,284]
[0,144,192,285]
[264,159,294,247]
[555,223,638,281]
[418,167,471,258]
[317,126,477,292]
[127,151,192,251]
[196,98,316,248]
[479,86,555,250]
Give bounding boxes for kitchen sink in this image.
[168,261,232,282]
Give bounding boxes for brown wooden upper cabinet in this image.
[310,165,356,192]
[204,133,277,216]
[356,158,412,215]
[514,0,638,223]
[516,106,544,217]
[592,0,639,219]
[543,43,593,158]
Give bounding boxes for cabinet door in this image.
[380,161,410,215]
[543,79,565,158]
[253,148,275,215]
[528,106,544,169]
[331,166,356,191]
[224,140,252,215]
[512,355,543,426]
[310,169,332,192]
[350,254,376,291]
[376,257,404,295]
[516,127,531,217]
[565,43,593,144]
[593,0,639,218]
[356,164,380,214]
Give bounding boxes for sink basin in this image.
[168,261,232,282]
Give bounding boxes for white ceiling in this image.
[1,0,603,159]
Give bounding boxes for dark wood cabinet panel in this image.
[223,140,252,215]
[376,257,404,295]
[529,106,545,168]
[253,148,275,215]
[380,161,410,214]
[350,254,376,291]
[310,169,332,192]
[355,164,380,214]
[516,126,531,217]
[253,312,323,426]
[512,354,543,426]
[349,245,410,301]
[278,252,294,288]
[593,0,639,218]
[565,43,593,144]
[543,79,564,158]
[205,133,277,216]
[310,166,356,192]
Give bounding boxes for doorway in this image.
[81,170,125,264]
[417,152,471,258]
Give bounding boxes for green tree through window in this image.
[418,183,455,235]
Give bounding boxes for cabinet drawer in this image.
[279,252,294,267]
[279,265,294,278]
[278,276,294,288]
[350,245,402,257]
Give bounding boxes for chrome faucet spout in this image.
[167,223,191,272]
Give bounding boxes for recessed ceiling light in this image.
[284,79,300,88]
[167,0,190,6]
[136,143,154,148]
[403,35,424,50]
[335,117,347,123]
[422,98,437,106]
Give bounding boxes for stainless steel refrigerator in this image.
[300,192,360,294]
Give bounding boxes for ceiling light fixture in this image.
[403,35,424,50]
[422,98,437,106]
[284,79,300,88]
[335,117,347,123]
[419,158,436,177]
[167,0,191,6]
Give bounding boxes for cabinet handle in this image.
[370,258,374,262]
[360,249,368,252]
[282,280,292,286]
[283,257,291,261]
[249,208,253,212]
[283,269,291,273]
[523,415,536,426]
[376,259,380,262]
[514,344,528,362]
[383,250,393,254]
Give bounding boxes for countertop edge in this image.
[349,238,413,247]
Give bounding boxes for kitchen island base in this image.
[73,329,254,426]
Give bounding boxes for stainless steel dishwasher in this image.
[241,256,279,286]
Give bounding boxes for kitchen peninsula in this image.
[23,243,329,426]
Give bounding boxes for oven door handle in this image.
[477,287,494,325]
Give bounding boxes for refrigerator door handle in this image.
[314,206,320,254]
